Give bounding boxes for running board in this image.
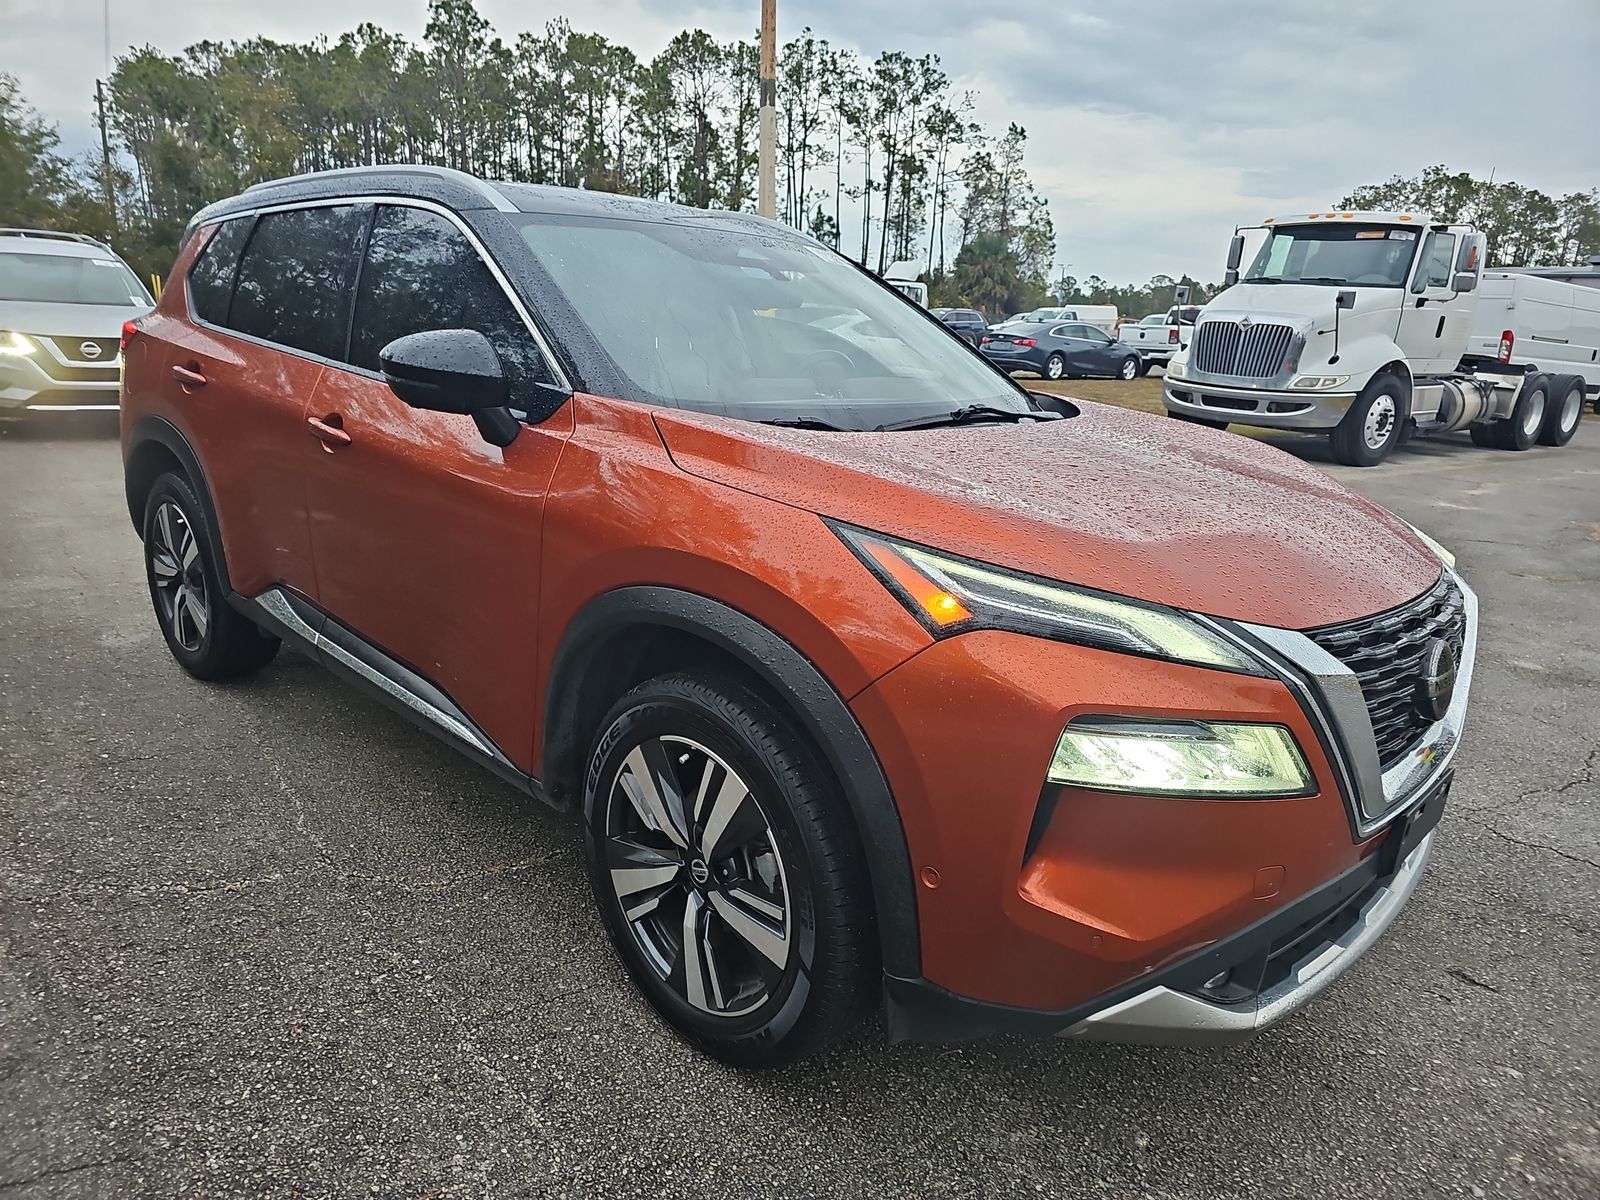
[233,586,540,798]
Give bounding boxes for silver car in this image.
[0,229,153,419]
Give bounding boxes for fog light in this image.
[1048,717,1313,798]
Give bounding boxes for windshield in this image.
[1243,224,1419,288]
[0,250,152,306]
[515,215,1027,428]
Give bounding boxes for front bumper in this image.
[1164,378,1354,431]
[862,569,1475,1044]
[0,344,122,414]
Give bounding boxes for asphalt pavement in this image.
[1,412,1596,1199]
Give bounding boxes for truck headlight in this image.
[1290,374,1350,390]
[1049,717,1313,798]
[1165,359,1187,379]
[835,525,1265,674]
[0,331,38,357]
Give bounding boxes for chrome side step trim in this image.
[238,586,530,788]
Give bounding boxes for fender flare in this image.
[544,586,921,977]
[123,414,233,593]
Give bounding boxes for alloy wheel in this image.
[603,735,792,1018]
[149,501,209,652]
[1559,386,1582,434]
[1521,390,1547,437]
[1120,357,1138,380]
[1363,394,1397,450]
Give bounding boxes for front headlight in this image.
[1290,374,1350,390]
[835,525,1264,674]
[0,331,38,357]
[1049,717,1313,797]
[1405,522,1457,568]
[1165,358,1187,379]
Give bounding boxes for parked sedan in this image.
[980,320,1142,381]
[930,306,988,345]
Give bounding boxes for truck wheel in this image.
[1044,352,1066,380]
[1168,410,1227,431]
[1537,375,1584,446]
[1469,423,1495,448]
[1492,377,1548,451]
[1330,373,1405,466]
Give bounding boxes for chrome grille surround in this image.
[1191,319,1296,379]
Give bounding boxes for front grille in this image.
[35,360,120,383]
[42,336,120,363]
[1191,320,1295,378]
[1306,574,1467,769]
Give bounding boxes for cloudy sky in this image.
[7,0,1597,283]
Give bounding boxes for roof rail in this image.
[242,164,515,213]
[0,227,113,250]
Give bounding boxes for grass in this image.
[1026,375,1167,416]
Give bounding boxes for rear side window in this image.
[187,219,252,325]
[349,205,555,408]
[230,206,367,360]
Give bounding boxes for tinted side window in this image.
[187,218,252,325]
[230,206,366,359]
[350,206,555,409]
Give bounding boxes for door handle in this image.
[306,414,352,450]
[171,363,207,388]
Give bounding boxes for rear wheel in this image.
[1537,374,1584,446]
[1043,352,1066,381]
[583,671,875,1067]
[1117,355,1139,381]
[1492,376,1548,451]
[1330,373,1405,466]
[142,472,279,679]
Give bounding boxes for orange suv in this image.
[121,166,1475,1066]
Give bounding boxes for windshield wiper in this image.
[1293,276,1356,286]
[761,416,850,431]
[875,404,1059,433]
[1239,276,1283,284]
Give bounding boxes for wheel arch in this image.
[124,415,232,593]
[542,585,921,978]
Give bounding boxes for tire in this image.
[1537,374,1584,447]
[1330,373,1405,466]
[1117,355,1140,381]
[1043,352,1066,381]
[1469,423,1495,448]
[1167,410,1227,431]
[582,671,875,1067]
[142,472,279,680]
[1491,376,1548,451]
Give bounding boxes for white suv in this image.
[0,229,153,420]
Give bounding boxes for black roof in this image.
[184,164,785,241]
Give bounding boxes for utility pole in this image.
[757,0,776,220]
[95,79,116,230]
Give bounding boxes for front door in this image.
[301,203,575,769]
[1396,227,1473,375]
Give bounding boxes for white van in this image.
[997,304,1119,335]
[1466,271,1600,384]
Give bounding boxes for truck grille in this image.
[1191,320,1295,378]
[1306,574,1467,770]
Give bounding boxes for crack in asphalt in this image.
[0,1155,146,1193]
[1455,811,1600,872]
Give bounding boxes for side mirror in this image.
[1451,271,1478,293]
[1225,234,1245,272]
[1223,269,1239,287]
[380,328,519,447]
[1335,289,1357,310]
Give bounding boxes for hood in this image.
[654,401,1442,630]
[0,300,152,339]
[1208,282,1402,317]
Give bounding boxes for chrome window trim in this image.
[183,193,572,395]
[1195,567,1478,839]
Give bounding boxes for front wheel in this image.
[1117,355,1140,381]
[583,672,875,1067]
[1043,352,1066,381]
[1329,374,1405,466]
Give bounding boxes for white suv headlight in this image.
[0,331,38,357]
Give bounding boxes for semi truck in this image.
[1162,210,1600,465]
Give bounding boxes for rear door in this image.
[300,203,574,767]
[159,205,367,598]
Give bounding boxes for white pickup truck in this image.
[1118,304,1201,374]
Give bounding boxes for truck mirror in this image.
[1174,285,1191,303]
[1451,271,1478,293]
[1226,234,1244,272]
[1224,269,1239,287]
[1336,289,1356,310]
